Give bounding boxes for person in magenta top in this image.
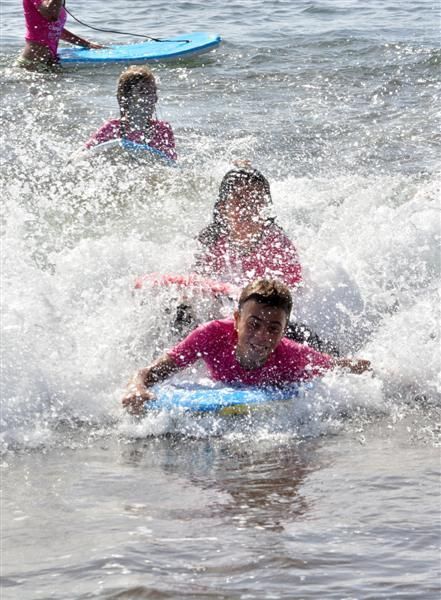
[84,65,177,161]
[194,166,301,288]
[19,0,103,71]
[173,166,337,354]
[122,279,371,415]
[167,319,332,387]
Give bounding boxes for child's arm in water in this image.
[331,358,372,374]
[122,355,181,415]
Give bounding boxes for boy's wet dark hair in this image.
[238,279,293,318]
[218,168,271,203]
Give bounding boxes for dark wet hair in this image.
[198,168,273,248]
[238,278,293,317]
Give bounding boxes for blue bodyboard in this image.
[88,138,176,165]
[146,383,300,416]
[59,32,221,65]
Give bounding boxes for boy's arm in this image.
[122,354,181,415]
[60,28,106,49]
[295,346,372,380]
[122,320,216,414]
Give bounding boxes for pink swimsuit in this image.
[168,319,332,387]
[85,118,177,161]
[194,222,302,288]
[23,0,67,59]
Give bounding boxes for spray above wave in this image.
[2,164,439,452]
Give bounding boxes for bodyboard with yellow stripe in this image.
[145,383,300,416]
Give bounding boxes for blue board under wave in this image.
[59,32,221,65]
[88,138,177,165]
[146,383,300,416]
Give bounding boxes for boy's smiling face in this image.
[234,299,288,370]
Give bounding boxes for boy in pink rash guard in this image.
[167,318,331,386]
[122,279,371,415]
[84,65,177,161]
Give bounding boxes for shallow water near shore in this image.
[1,0,441,597]
[3,417,440,599]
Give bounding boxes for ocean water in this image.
[1,0,440,598]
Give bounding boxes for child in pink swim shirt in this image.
[195,167,302,288]
[19,0,103,71]
[122,279,371,415]
[172,167,338,355]
[85,66,177,161]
